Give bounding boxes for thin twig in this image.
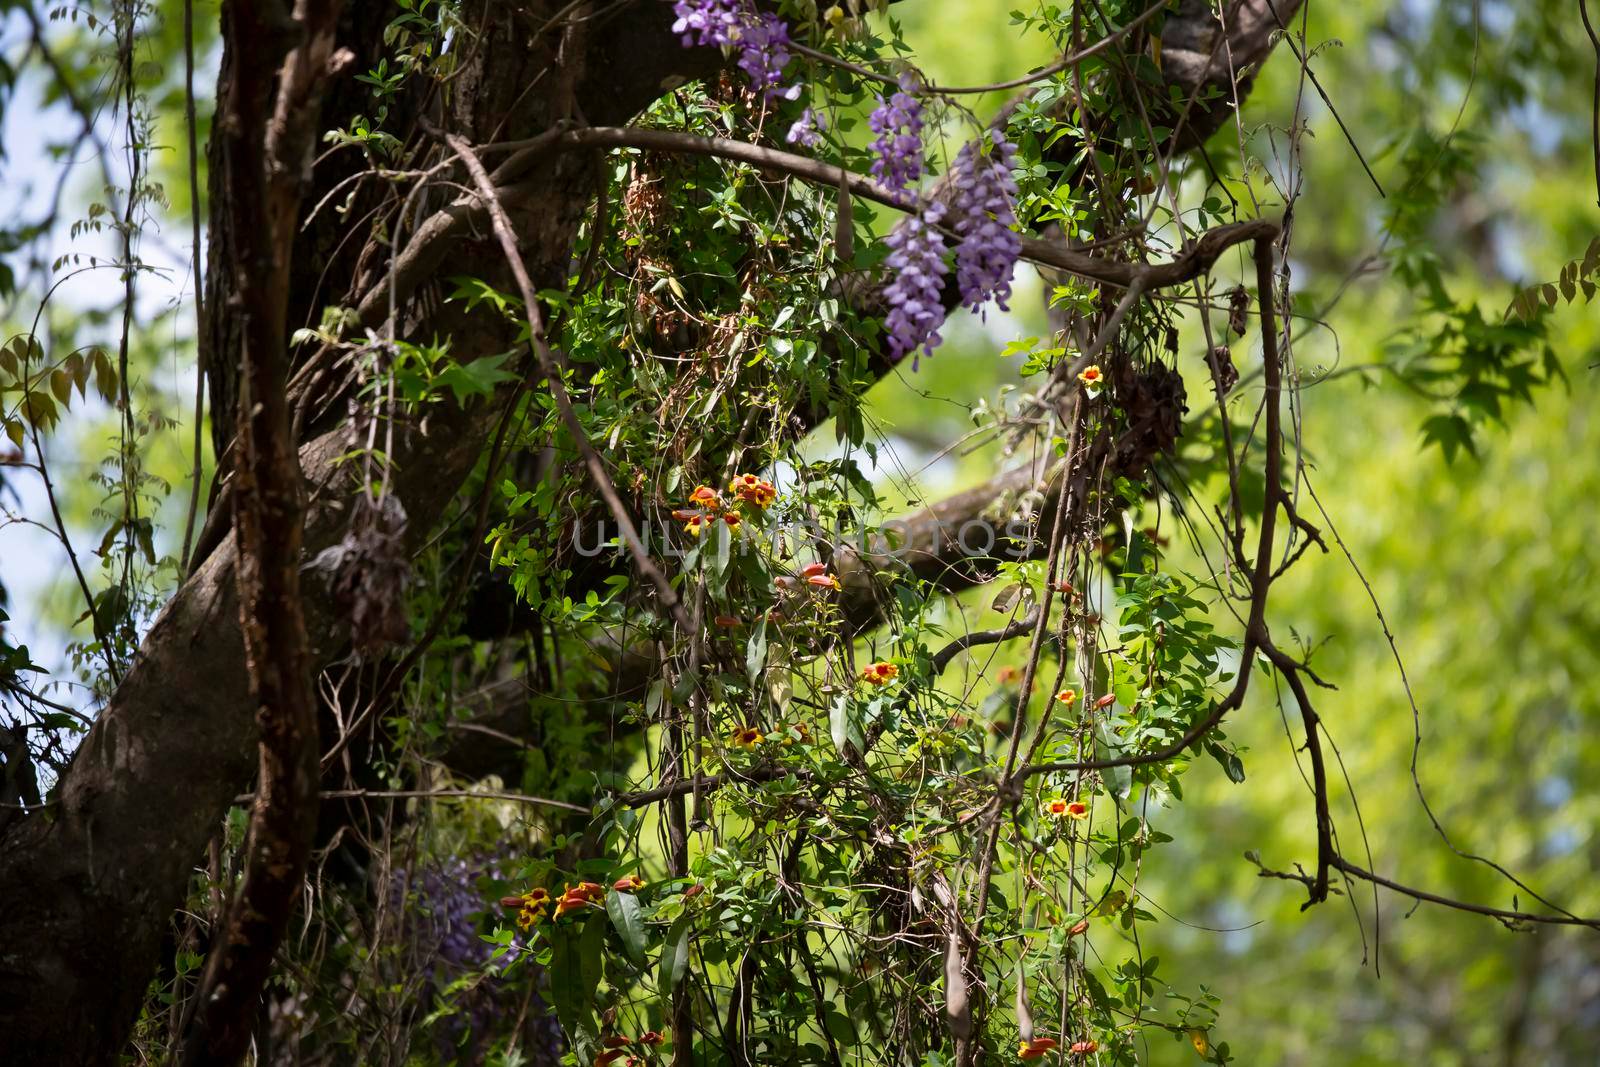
[788,0,1170,96]
[1262,644,1331,905]
[1262,0,1385,196]
[370,123,1276,329]
[428,121,695,635]
[1022,235,1288,782]
[1581,0,1600,207]
[931,609,1041,675]
[613,767,812,808]
[1328,858,1600,929]
[178,0,206,571]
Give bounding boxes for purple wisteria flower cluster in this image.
[880,131,1023,367]
[786,107,825,148]
[868,73,925,195]
[673,0,798,101]
[670,0,742,46]
[736,13,801,100]
[950,132,1022,315]
[388,854,563,1063]
[881,201,949,368]
[669,3,1022,369]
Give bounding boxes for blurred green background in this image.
[853,1,1600,1063]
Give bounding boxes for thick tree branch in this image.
[1160,0,1309,151]
[179,0,344,1060]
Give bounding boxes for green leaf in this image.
[1208,743,1246,783]
[92,349,118,403]
[767,652,793,716]
[434,352,518,403]
[830,694,862,758]
[549,920,602,1063]
[1094,717,1132,800]
[548,926,578,1019]
[129,517,157,565]
[446,275,520,314]
[66,352,88,396]
[659,913,691,996]
[21,390,57,430]
[711,518,732,581]
[824,1005,856,1044]
[1419,412,1476,463]
[607,889,648,967]
[1092,889,1127,916]
[579,909,606,1000]
[745,617,768,685]
[991,582,1025,613]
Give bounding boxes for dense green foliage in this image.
[0,0,1597,1064]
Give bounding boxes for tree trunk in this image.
[0,2,710,1058]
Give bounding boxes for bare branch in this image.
[1328,858,1600,930]
[427,123,696,637]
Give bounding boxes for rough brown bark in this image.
[178,1,344,1062]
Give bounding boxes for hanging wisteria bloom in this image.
[736,13,800,99]
[868,73,926,196]
[786,107,825,147]
[950,131,1021,315]
[881,201,949,367]
[387,853,562,1062]
[673,0,799,100]
[671,0,743,46]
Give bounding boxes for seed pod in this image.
[944,932,971,1039]
[1014,965,1034,1043]
[834,168,855,265]
[1227,285,1250,337]
[1205,344,1239,395]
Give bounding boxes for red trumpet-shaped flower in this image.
[728,473,777,507]
[860,661,898,686]
[1019,1036,1058,1059]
